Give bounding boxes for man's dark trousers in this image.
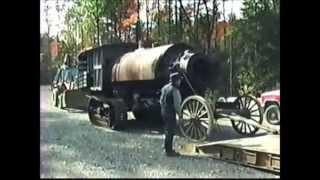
[162,110,176,153]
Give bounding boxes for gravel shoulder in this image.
[40,86,279,178]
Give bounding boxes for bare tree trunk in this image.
[174,0,178,41]
[168,0,172,43]
[213,0,217,50]
[81,26,84,49]
[105,13,109,43]
[96,18,100,46]
[149,15,152,41]
[157,0,160,43]
[44,0,51,61]
[136,0,141,46]
[179,6,183,41]
[113,17,118,41]
[178,0,192,26]
[195,0,201,43]
[178,0,194,43]
[214,0,218,49]
[202,0,217,54]
[223,0,226,50]
[95,0,100,46]
[93,35,96,46]
[229,33,233,96]
[119,0,122,42]
[254,0,258,62]
[193,0,196,18]
[203,0,210,54]
[55,0,61,38]
[146,0,149,41]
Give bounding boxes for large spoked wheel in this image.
[231,95,263,135]
[264,104,280,125]
[178,95,214,141]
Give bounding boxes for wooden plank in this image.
[188,144,280,174]
[197,135,280,155]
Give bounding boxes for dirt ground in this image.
[40,85,279,178]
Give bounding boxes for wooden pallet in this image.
[180,135,280,174]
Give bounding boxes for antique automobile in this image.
[260,89,280,125]
[76,43,278,141]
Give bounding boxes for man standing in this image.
[160,72,182,156]
[57,54,72,109]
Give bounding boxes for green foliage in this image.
[44,0,280,93]
[229,0,280,94]
[236,70,257,96]
[204,88,220,104]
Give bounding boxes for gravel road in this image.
[40,86,279,178]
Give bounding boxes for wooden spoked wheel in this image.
[231,95,263,135]
[178,95,214,141]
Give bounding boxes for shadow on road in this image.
[206,125,269,142]
[120,120,164,134]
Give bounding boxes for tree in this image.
[175,0,178,41]
[202,0,218,54]
[168,0,172,43]
[44,0,52,60]
[231,0,280,93]
[136,0,141,45]
[146,0,149,41]
[178,0,192,33]
[80,0,107,46]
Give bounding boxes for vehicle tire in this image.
[109,99,127,130]
[88,98,127,130]
[88,98,105,126]
[264,104,280,125]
